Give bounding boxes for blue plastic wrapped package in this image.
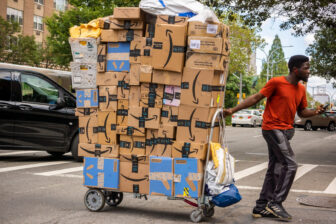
[211,184,242,207]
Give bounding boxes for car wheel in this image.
[304,121,312,131]
[251,120,256,128]
[46,151,65,157]
[328,122,335,131]
[312,127,318,131]
[232,124,236,127]
[71,134,82,162]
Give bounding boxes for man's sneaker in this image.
[252,207,277,218]
[266,202,292,221]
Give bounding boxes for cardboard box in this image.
[76,89,98,108]
[222,38,230,56]
[106,42,130,72]
[223,24,230,40]
[75,108,98,117]
[117,81,130,100]
[120,135,146,156]
[84,157,119,189]
[113,7,143,20]
[97,44,106,73]
[117,125,146,137]
[79,115,98,144]
[172,141,207,160]
[101,29,143,42]
[146,126,175,158]
[180,67,225,108]
[152,69,182,86]
[69,38,97,63]
[163,85,181,107]
[187,36,223,54]
[129,86,140,107]
[96,111,117,145]
[97,17,111,29]
[176,105,219,144]
[174,158,203,198]
[79,143,119,158]
[145,24,156,38]
[140,65,152,83]
[130,63,140,85]
[141,37,153,65]
[98,85,118,111]
[188,21,224,37]
[70,62,96,89]
[149,156,174,196]
[140,83,164,108]
[145,129,159,156]
[120,154,148,164]
[117,99,128,126]
[130,40,142,64]
[152,24,187,72]
[128,107,161,129]
[119,160,149,194]
[96,72,129,86]
[185,51,229,71]
[156,15,188,25]
[109,18,144,30]
[160,105,179,126]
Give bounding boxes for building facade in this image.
[0,0,68,45]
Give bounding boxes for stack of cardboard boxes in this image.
[71,7,230,199]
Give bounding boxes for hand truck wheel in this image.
[84,189,105,212]
[190,209,203,223]
[203,206,215,217]
[105,191,123,207]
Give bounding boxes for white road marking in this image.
[245,152,268,156]
[0,161,71,173]
[294,164,318,182]
[324,134,336,140]
[55,174,82,178]
[234,162,268,180]
[237,185,334,195]
[253,135,263,138]
[324,177,336,194]
[0,151,41,156]
[35,166,83,176]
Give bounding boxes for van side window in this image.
[21,73,59,104]
[0,71,11,101]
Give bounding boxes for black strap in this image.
[143,49,151,56]
[177,120,191,127]
[161,110,168,117]
[120,141,131,149]
[79,127,85,134]
[124,20,131,29]
[201,85,225,92]
[170,115,178,122]
[148,24,155,38]
[133,184,139,193]
[126,30,134,41]
[168,16,175,24]
[181,82,189,89]
[132,155,138,173]
[93,126,106,133]
[146,38,152,46]
[117,109,128,116]
[111,124,116,130]
[134,141,145,149]
[172,46,185,53]
[130,49,141,57]
[118,81,130,90]
[182,142,191,158]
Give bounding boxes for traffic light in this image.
[243,93,246,99]
[237,93,240,99]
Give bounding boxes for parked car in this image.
[231,109,263,127]
[0,63,80,160]
[295,112,336,131]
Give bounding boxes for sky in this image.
[256,18,336,104]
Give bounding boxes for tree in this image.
[0,17,20,59]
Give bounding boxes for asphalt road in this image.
[0,127,335,224]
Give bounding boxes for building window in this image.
[34,16,43,31]
[6,8,23,25]
[34,0,44,4]
[54,0,68,11]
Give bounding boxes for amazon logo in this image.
[80,146,108,157]
[121,126,145,136]
[177,108,196,141]
[173,145,198,158]
[120,174,149,182]
[130,114,158,128]
[158,16,186,24]
[164,30,173,68]
[120,155,147,163]
[118,76,130,98]
[78,108,96,116]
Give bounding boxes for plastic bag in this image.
[139,0,219,22]
[211,184,242,207]
[206,161,230,196]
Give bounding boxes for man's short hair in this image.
[288,55,309,72]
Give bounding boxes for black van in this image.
[0,63,80,160]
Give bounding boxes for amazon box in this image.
[101,29,143,42]
[84,157,119,189]
[145,24,156,38]
[71,62,96,89]
[222,38,231,56]
[106,42,130,72]
[117,99,128,126]
[117,80,130,100]
[119,159,149,194]
[161,105,179,127]
[172,141,207,160]
[128,107,161,129]
[140,65,152,83]
[130,40,142,64]
[187,36,223,54]
[97,17,111,29]
[79,143,119,158]
[76,89,98,108]
[117,125,146,137]
[163,85,181,107]
[96,72,126,86]
[185,51,229,71]
[113,7,143,20]
[156,15,188,26]
[188,21,224,38]
[152,24,187,72]
[141,38,153,65]
[130,63,140,85]
[180,67,225,108]
[120,154,148,164]
[97,44,106,72]
[145,129,159,156]
[96,111,117,145]
[75,108,98,117]
[79,115,98,144]
[152,69,182,86]
[140,83,164,108]
[174,158,203,198]
[109,18,144,30]
[129,86,140,106]
[149,156,174,196]
[176,105,219,144]
[119,135,146,156]
[98,86,118,111]
[146,126,175,158]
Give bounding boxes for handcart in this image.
[83,108,226,223]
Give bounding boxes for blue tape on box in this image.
[149,156,173,196]
[76,89,98,108]
[106,42,130,72]
[174,158,200,198]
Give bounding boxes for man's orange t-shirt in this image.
[260,76,308,130]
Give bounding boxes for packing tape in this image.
[188,173,203,181]
[149,172,173,181]
[97,157,104,170]
[174,174,181,183]
[98,172,104,187]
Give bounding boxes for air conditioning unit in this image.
[36,31,41,36]
[37,4,41,10]
[13,0,18,3]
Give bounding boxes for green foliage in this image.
[0,17,20,58]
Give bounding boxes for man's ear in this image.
[293,67,298,75]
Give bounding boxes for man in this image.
[223,55,325,221]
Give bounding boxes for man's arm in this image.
[223,93,265,116]
[298,105,325,118]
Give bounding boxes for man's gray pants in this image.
[256,129,298,208]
